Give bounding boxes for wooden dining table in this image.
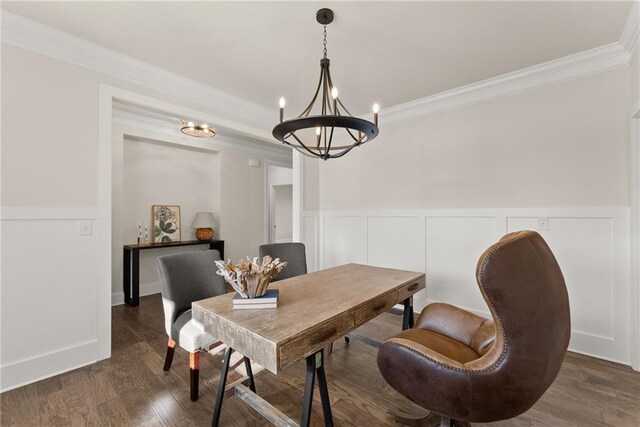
[192,263,426,427]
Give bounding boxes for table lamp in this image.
[191,212,216,241]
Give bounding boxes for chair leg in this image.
[324,342,334,355]
[163,338,175,371]
[190,352,200,402]
[440,417,452,427]
[344,336,350,344]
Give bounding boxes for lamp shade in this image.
[191,212,215,228]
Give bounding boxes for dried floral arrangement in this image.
[215,256,287,298]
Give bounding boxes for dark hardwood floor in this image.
[2,294,640,426]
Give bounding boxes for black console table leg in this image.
[131,248,140,306]
[123,249,131,305]
[209,242,224,260]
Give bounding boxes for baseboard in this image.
[112,291,125,306]
[0,340,97,392]
[111,281,163,306]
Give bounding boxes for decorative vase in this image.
[195,227,215,241]
[241,275,272,298]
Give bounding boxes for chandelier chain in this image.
[323,25,327,58]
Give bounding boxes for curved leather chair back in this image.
[469,230,571,418]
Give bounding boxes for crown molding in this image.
[380,41,631,124]
[620,1,639,61]
[2,7,636,128]
[1,11,274,131]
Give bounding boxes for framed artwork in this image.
[152,205,181,243]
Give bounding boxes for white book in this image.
[233,303,278,310]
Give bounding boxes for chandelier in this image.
[272,8,379,160]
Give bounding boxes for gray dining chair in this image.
[259,242,349,352]
[157,249,255,401]
[259,242,307,281]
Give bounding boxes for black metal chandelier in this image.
[272,8,379,160]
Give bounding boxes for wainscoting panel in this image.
[508,215,629,362]
[302,215,318,272]
[1,210,99,391]
[425,216,499,315]
[322,216,367,268]
[304,208,631,365]
[367,216,426,308]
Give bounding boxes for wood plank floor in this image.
[2,294,640,426]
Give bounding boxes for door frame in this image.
[97,84,297,360]
[264,160,294,244]
[631,103,640,370]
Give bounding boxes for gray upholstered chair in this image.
[157,249,227,401]
[259,242,307,281]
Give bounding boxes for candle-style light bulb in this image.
[316,126,322,146]
[373,103,380,126]
[331,87,339,114]
[279,97,286,123]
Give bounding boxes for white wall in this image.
[0,43,289,391]
[317,68,630,210]
[119,137,220,294]
[303,67,634,365]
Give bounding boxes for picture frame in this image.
[151,205,181,243]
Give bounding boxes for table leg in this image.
[301,349,333,427]
[244,357,256,393]
[123,249,131,305]
[315,351,334,427]
[131,248,140,306]
[212,347,233,427]
[301,352,316,427]
[402,296,415,330]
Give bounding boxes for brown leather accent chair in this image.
[377,231,570,426]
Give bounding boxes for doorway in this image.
[266,163,293,244]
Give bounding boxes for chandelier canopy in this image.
[272,8,379,160]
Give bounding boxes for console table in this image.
[123,239,224,306]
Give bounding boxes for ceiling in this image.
[1,1,633,116]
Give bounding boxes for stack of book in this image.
[233,289,279,310]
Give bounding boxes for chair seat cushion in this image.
[170,309,216,353]
[392,328,480,364]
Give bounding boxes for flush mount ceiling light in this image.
[180,120,216,138]
[273,8,379,160]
